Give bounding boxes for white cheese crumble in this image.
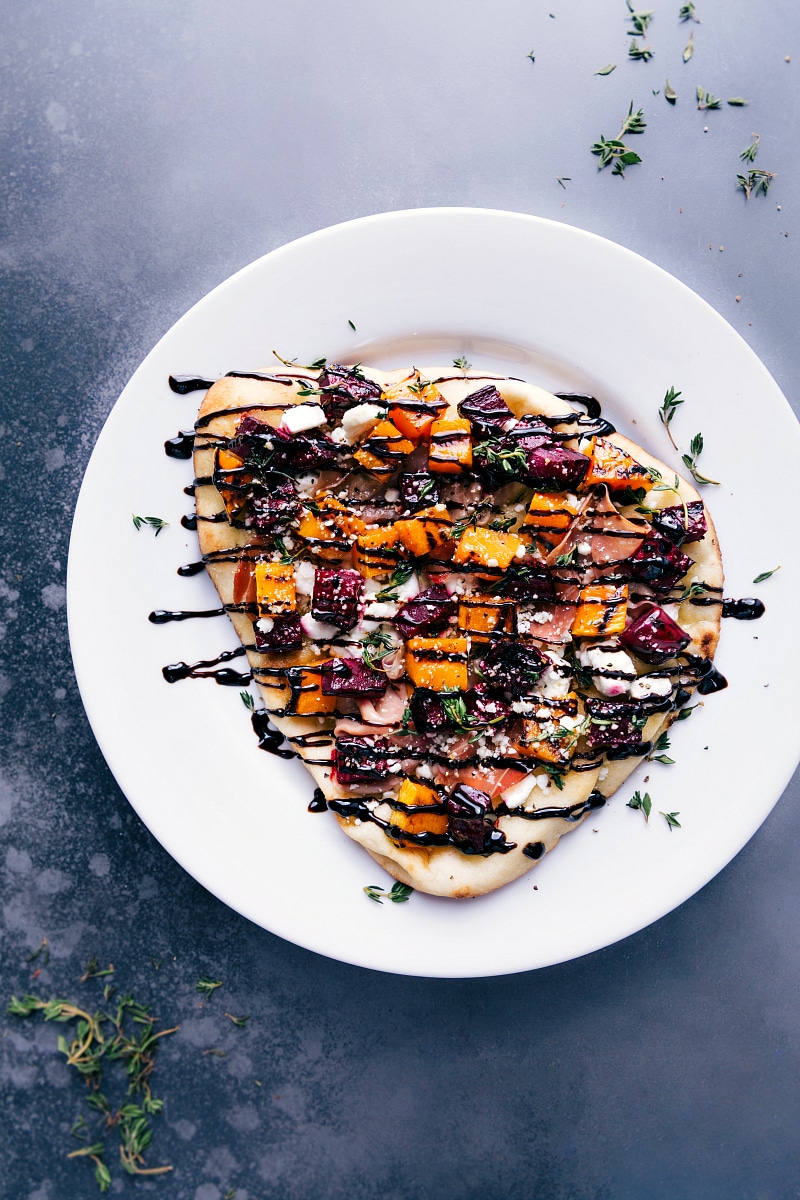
[598,767,609,782]
[577,645,637,698]
[294,560,316,596]
[535,651,573,700]
[281,404,326,434]
[300,614,342,640]
[255,617,274,633]
[363,600,398,619]
[384,487,400,502]
[501,775,538,808]
[577,540,592,556]
[630,675,673,699]
[341,402,386,442]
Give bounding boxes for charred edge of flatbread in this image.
[192,369,723,899]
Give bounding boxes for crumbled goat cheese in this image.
[536,773,550,791]
[415,762,433,780]
[256,617,274,633]
[598,767,609,781]
[294,472,319,496]
[515,544,527,558]
[294,560,316,596]
[577,645,637,698]
[501,774,538,807]
[363,600,398,619]
[577,540,592,556]
[341,402,386,442]
[535,651,573,699]
[281,404,326,434]
[300,614,342,640]
[330,427,348,444]
[630,675,673,699]
[384,487,399,502]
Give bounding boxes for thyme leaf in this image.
[737,169,775,199]
[681,432,719,486]
[240,691,255,711]
[679,3,700,21]
[658,385,683,449]
[627,789,652,821]
[696,86,721,110]
[361,629,394,673]
[626,5,655,36]
[591,104,646,176]
[661,810,681,830]
[363,882,414,904]
[664,78,678,103]
[683,31,694,61]
[739,135,760,162]
[195,978,223,999]
[453,356,472,371]
[753,566,780,584]
[132,515,169,536]
[727,97,749,106]
[629,38,655,61]
[374,563,415,602]
[596,63,617,75]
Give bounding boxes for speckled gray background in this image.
[2,1,799,1198]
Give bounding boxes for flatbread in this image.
[192,365,723,898]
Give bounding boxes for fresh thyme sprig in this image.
[363,882,414,904]
[132,515,169,536]
[678,581,707,601]
[80,956,115,982]
[195,978,223,999]
[648,731,676,765]
[272,350,327,372]
[696,86,721,110]
[629,39,655,62]
[626,4,655,35]
[374,563,415,602]
[453,356,472,371]
[661,811,681,829]
[681,433,719,485]
[737,169,775,199]
[362,629,395,673]
[591,103,647,177]
[240,691,255,711]
[542,764,565,791]
[658,385,684,449]
[627,789,652,821]
[224,1013,249,1028]
[739,135,760,162]
[753,566,780,584]
[679,3,700,22]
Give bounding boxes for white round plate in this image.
[68,208,800,978]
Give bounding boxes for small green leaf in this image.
[683,31,694,61]
[727,97,749,106]
[664,78,678,103]
[453,356,472,370]
[240,690,255,711]
[753,566,780,584]
[627,790,652,821]
[132,514,169,536]
[661,811,681,830]
[596,63,617,75]
[653,755,676,765]
[196,977,223,998]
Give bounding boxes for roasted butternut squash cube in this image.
[581,437,655,492]
[428,418,472,474]
[255,562,296,616]
[395,505,453,557]
[283,664,337,717]
[383,376,447,442]
[457,595,516,641]
[524,492,579,532]
[214,446,249,518]
[406,636,469,691]
[518,693,580,767]
[297,496,366,562]
[354,421,414,478]
[389,779,448,837]
[572,583,628,638]
[452,527,524,572]
[354,524,404,578]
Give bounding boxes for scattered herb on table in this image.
[626,5,655,36]
[224,1012,249,1027]
[679,2,700,21]
[737,169,775,199]
[740,135,761,162]
[658,385,684,449]
[683,31,694,61]
[591,103,647,176]
[240,691,255,711]
[26,937,49,965]
[363,882,414,904]
[595,63,617,75]
[627,790,653,821]
[664,78,678,103]
[681,432,720,486]
[196,977,223,999]
[629,39,655,61]
[696,86,721,110]
[272,350,328,372]
[132,515,169,536]
[80,956,115,982]
[648,732,676,765]
[674,703,699,721]
[527,51,536,63]
[753,566,780,584]
[557,176,571,187]
[347,319,356,331]
[661,811,681,829]
[453,355,472,371]
[727,97,749,106]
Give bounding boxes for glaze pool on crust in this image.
[192,366,723,898]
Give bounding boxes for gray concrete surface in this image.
[1,1,798,1197]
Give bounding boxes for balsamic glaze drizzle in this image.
[162,646,250,685]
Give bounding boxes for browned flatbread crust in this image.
[193,368,723,898]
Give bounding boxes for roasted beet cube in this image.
[620,604,691,664]
[446,783,492,852]
[629,537,693,591]
[477,641,546,698]
[651,501,707,545]
[248,477,301,534]
[505,414,556,445]
[334,735,394,785]
[399,471,439,511]
[318,363,383,425]
[458,385,514,439]
[520,441,591,491]
[312,568,363,629]
[321,658,387,697]
[234,414,272,442]
[464,684,511,727]
[273,428,340,472]
[393,584,456,640]
[493,562,555,602]
[584,697,645,753]
[408,688,452,732]
[253,613,303,651]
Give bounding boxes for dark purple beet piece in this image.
[477,641,546,698]
[271,428,340,472]
[248,478,301,534]
[584,697,644,753]
[234,414,272,441]
[446,783,493,852]
[393,584,456,640]
[408,688,451,733]
[399,471,439,511]
[505,414,555,445]
[620,604,691,664]
[334,736,394,785]
[253,613,303,652]
[321,658,387,697]
[311,568,363,629]
[629,537,693,591]
[464,684,511,727]
[492,562,555,602]
[519,441,591,491]
[318,364,383,425]
[458,385,514,439]
[651,501,707,545]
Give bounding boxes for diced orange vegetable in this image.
[572,583,628,638]
[452,527,523,572]
[254,562,296,615]
[405,636,469,691]
[283,664,337,717]
[518,693,580,767]
[383,376,447,442]
[457,595,516,641]
[389,779,448,837]
[297,496,366,563]
[354,421,414,478]
[524,492,579,532]
[354,524,404,578]
[395,505,453,557]
[581,437,655,492]
[428,418,472,474]
[214,446,249,519]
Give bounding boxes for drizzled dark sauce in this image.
[554,392,616,438]
[225,371,295,386]
[149,607,226,624]
[162,646,250,685]
[169,374,216,394]
[252,710,297,759]
[523,842,545,860]
[165,431,195,459]
[722,597,765,620]
[177,561,206,578]
[497,789,606,823]
[308,787,328,813]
